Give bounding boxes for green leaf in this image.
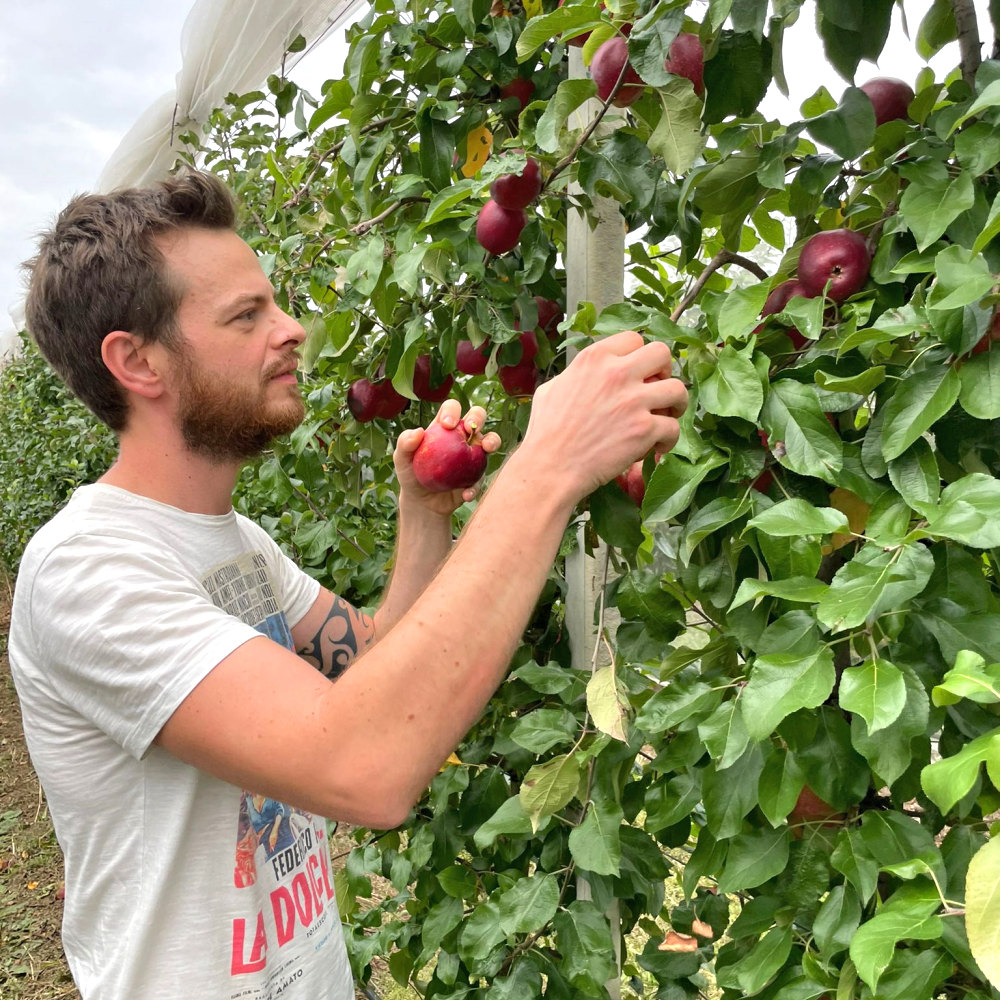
[681,496,752,560]
[516,4,598,59]
[832,828,880,902]
[959,350,1000,420]
[699,344,764,421]
[816,542,935,632]
[927,245,995,311]
[741,648,837,740]
[535,79,595,154]
[838,658,907,735]
[520,754,583,831]
[590,481,643,550]
[552,902,617,991]
[879,366,960,462]
[974,190,1000,252]
[925,473,1000,549]
[569,800,623,876]
[498,872,560,934]
[947,77,1000,135]
[587,665,630,742]
[747,499,849,537]
[898,169,975,251]
[643,451,727,522]
[815,366,886,395]
[453,0,491,37]
[966,837,1000,991]
[757,748,805,828]
[813,883,862,958]
[921,729,1000,813]
[849,910,943,992]
[457,900,505,970]
[762,380,844,483]
[932,650,1000,706]
[698,698,752,769]
[806,86,876,159]
[887,438,940,510]
[703,743,765,838]
[717,825,790,892]
[729,576,830,610]
[511,707,579,754]
[474,796,536,850]
[647,78,707,176]
[916,0,957,58]
[730,925,794,996]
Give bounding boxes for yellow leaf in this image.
[27,881,39,890]
[823,487,870,553]
[438,752,463,771]
[462,126,493,178]
[523,0,543,17]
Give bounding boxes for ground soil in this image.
[0,579,399,1000]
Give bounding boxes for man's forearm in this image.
[372,496,453,636]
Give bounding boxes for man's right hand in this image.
[519,331,688,503]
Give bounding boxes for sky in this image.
[0,0,984,357]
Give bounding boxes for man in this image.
[9,170,687,999]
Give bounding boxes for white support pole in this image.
[563,45,625,1000]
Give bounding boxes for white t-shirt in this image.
[9,483,354,1000]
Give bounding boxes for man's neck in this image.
[100,430,242,515]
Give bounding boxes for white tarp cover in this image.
[97,0,366,192]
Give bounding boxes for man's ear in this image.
[101,330,166,400]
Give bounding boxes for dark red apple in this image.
[412,354,454,403]
[411,419,488,492]
[498,356,540,396]
[500,78,535,112]
[797,229,871,302]
[490,154,543,211]
[762,278,811,317]
[860,77,914,127]
[455,339,492,375]
[789,786,843,839]
[375,380,410,419]
[590,35,644,107]
[533,296,563,339]
[506,329,539,364]
[476,199,527,255]
[664,32,704,95]
[346,378,383,423]
[971,311,1000,355]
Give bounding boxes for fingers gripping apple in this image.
[411,419,488,492]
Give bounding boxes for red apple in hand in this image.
[490,154,542,211]
[860,77,914,126]
[411,419,488,492]
[797,229,871,302]
[664,33,704,95]
[615,461,646,506]
[591,36,644,107]
[476,199,527,255]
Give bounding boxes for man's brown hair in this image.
[24,170,237,431]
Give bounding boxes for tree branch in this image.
[950,0,983,88]
[350,197,429,236]
[670,250,769,323]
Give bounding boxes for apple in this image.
[615,461,646,506]
[533,296,563,339]
[412,354,454,403]
[761,278,811,317]
[664,32,705,96]
[789,786,843,839]
[499,355,540,396]
[411,419,488,492]
[559,0,605,47]
[490,154,542,211]
[506,329,539,364]
[346,378,383,423]
[590,35,644,107]
[455,339,492,375]
[796,229,871,302]
[860,77,914,127]
[971,311,1000,355]
[375,380,410,419]
[476,199,527,255]
[499,77,535,112]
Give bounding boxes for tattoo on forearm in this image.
[298,596,375,679]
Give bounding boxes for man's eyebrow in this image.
[220,292,270,316]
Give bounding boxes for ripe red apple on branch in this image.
[499,77,534,112]
[970,311,1000,355]
[489,154,542,211]
[476,199,527,255]
[346,377,409,423]
[455,339,492,375]
[411,419,489,492]
[788,786,844,839]
[664,32,705,95]
[590,35,644,107]
[860,77,914,126]
[796,228,872,302]
[412,354,454,403]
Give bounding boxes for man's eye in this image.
[236,310,256,322]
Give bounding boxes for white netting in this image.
[96,0,366,192]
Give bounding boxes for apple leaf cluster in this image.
[93,0,1000,997]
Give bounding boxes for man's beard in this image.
[173,351,306,462]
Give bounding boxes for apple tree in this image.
[183,0,1000,997]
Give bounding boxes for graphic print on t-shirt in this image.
[202,551,339,995]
